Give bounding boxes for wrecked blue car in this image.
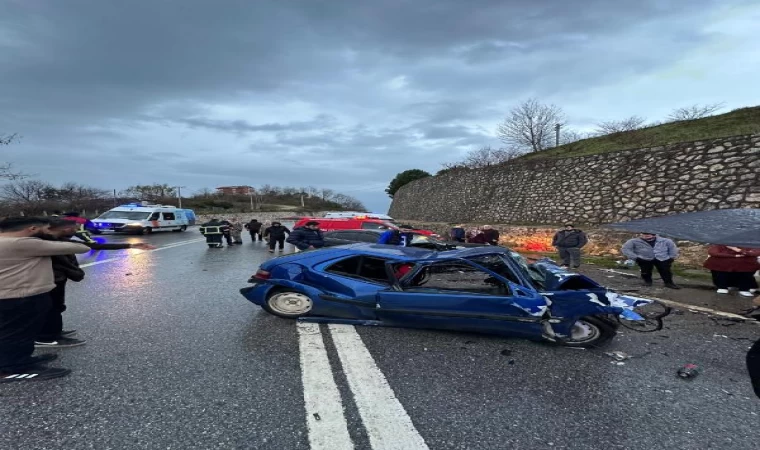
[240,244,667,347]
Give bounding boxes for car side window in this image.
[402,261,510,296]
[357,232,381,242]
[361,222,389,230]
[149,212,160,221]
[326,256,391,284]
[162,212,176,220]
[466,254,521,285]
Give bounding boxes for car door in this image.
[376,258,549,338]
[161,211,177,229]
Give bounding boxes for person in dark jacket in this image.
[245,219,263,242]
[481,225,500,246]
[36,220,154,347]
[287,221,325,252]
[377,229,415,246]
[219,219,234,246]
[450,225,466,243]
[552,223,589,269]
[703,245,760,297]
[264,221,291,253]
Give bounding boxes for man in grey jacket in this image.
[621,232,681,289]
[552,223,588,269]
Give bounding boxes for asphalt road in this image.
[1,228,759,450]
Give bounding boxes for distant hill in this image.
[522,106,760,160]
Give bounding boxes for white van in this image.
[92,203,195,235]
[323,211,395,221]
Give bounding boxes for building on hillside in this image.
[216,186,254,195]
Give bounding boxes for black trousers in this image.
[711,271,758,291]
[250,231,263,241]
[637,258,674,284]
[0,292,52,371]
[37,281,66,340]
[748,338,760,399]
[269,237,285,250]
[223,232,233,245]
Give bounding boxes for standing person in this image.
[621,232,681,289]
[450,225,466,243]
[481,225,500,246]
[219,219,234,246]
[200,218,226,248]
[378,229,415,246]
[0,217,91,383]
[552,223,589,269]
[703,245,760,297]
[229,218,244,245]
[468,227,487,244]
[245,219,263,242]
[287,221,325,252]
[263,221,291,253]
[34,220,155,348]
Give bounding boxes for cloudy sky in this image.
[2,0,759,212]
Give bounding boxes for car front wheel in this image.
[265,291,313,318]
[562,316,617,348]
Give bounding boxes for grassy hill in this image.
[521,106,760,160]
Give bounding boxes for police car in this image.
[91,203,196,234]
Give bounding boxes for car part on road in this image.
[677,364,700,379]
[0,367,71,383]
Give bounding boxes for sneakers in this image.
[0,367,71,383]
[716,289,730,294]
[739,291,755,298]
[35,337,86,348]
[665,283,682,290]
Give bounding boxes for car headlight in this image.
[127,223,143,227]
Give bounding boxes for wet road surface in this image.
[1,228,759,449]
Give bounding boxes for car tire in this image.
[144,227,153,235]
[562,316,618,348]
[263,290,313,319]
[172,226,187,232]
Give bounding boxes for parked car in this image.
[294,217,439,237]
[240,244,667,347]
[322,229,482,251]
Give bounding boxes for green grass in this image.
[520,106,760,160]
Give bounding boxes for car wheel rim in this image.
[568,320,600,343]
[269,292,312,316]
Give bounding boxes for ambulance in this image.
[91,203,196,234]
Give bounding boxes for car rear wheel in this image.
[172,226,187,232]
[265,291,313,318]
[563,316,617,348]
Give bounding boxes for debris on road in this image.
[677,364,700,379]
[500,349,512,356]
[605,351,631,361]
[313,413,321,421]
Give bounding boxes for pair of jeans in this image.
[711,271,758,291]
[249,232,263,241]
[0,293,52,371]
[558,247,582,267]
[37,281,66,340]
[637,258,674,284]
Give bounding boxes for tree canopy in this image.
[386,169,431,198]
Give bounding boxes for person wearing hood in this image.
[481,225,500,246]
[450,225,466,243]
[287,221,325,252]
[263,221,291,253]
[703,245,760,297]
[552,223,588,269]
[245,219,263,242]
[621,232,681,289]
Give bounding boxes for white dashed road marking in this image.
[78,238,204,268]
[329,324,429,450]
[297,322,354,450]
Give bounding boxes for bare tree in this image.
[1,133,28,180]
[442,146,525,170]
[667,103,724,121]
[497,99,566,153]
[0,180,55,206]
[331,193,366,211]
[320,188,335,201]
[594,116,647,135]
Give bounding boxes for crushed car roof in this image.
[331,243,511,261]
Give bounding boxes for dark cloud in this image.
[1,0,756,212]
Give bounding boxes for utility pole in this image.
[248,186,254,211]
[173,186,186,208]
[113,189,117,207]
[555,123,561,147]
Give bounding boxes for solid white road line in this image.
[297,322,354,450]
[644,295,760,323]
[78,238,204,268]
[329,324,429,450]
